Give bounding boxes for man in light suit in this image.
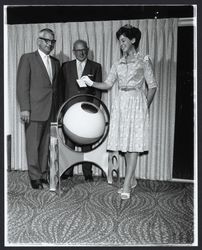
[17,28,60,189]
[59,39,102,181]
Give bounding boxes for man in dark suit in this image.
[59,39,102,181]
[17,28,60,189]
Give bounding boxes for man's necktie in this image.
[77,62,83,79]
[45,55,52,82]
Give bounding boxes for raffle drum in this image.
[49,94,120,195]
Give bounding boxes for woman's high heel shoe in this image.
[120,191,131,200]
[117,188,123,194]
[131,178,137,189]
[117,179,137,194]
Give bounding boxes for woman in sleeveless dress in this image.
[82,24,158,199]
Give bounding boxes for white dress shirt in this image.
[76,59,87,79]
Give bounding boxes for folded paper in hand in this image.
[76,79,87,88]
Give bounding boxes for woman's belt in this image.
[119,86,141,91]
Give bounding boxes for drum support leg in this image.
[108,151,120,186]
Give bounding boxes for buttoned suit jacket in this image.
[59,59,102,106]
[17,50,60,121]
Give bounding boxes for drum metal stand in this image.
[49,94,122,196]
[49,123,120,196]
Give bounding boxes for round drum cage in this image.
[57,94,110,152]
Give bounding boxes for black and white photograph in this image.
[3,3,197,247]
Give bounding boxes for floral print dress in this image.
[105,52,158,153]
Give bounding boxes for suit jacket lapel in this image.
[50,56,56,82]
[82,59,91,77]
[72,60,79,79]
[35,51,51,84]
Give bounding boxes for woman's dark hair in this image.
[116,24,141,49]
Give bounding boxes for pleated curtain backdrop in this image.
[5,18,178,180]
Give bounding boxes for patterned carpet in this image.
[6,171,194,246]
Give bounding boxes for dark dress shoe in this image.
[61,173,73,180]
[40,178,49,185]
[85,176,94,182]
[101,172,106,178]
[30,180,43,189]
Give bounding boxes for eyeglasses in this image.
[73,49,88,52]
[39,37,56,44]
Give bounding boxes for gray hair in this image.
[39,28,55,37]
[73,39,88,50]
